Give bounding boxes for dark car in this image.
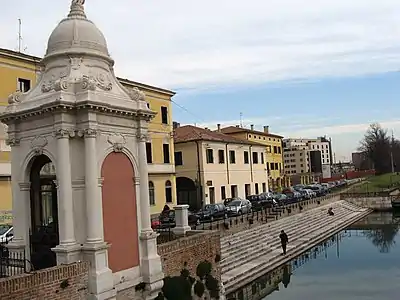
[152,210,200,229]
[196,203,227,221]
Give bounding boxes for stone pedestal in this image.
[52,244,82,265]
[139,231,164,299]
[82,242,116,300]
[172,205,191,236]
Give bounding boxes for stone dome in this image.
[44,0,112,63]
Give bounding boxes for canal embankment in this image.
[220,200,372,293]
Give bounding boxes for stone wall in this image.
[341,194,392,211]
[157,231,221,280]
[0,262,89,300]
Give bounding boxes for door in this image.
[245,184,251,198]
[209,187,215,204]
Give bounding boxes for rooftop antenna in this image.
[239,112,243,128]
[390,130,395,173]
[17,18,27,53]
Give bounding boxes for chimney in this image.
[205,127,209,131]
[235,125,240,128]
[263,125,269,133]
[173,121,180,129]
[250,124,254,131]
[217,123,221,132]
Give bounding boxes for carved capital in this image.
[31,136,48,156]
[78,128,98,138]
[107,133,126,153]
[6,137,20,147]
[137,133,150,142]
[81,75,97,91]
[55,129,75,139]
[19,182,31,191]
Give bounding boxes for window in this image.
[278,147,281,154]
[149,181,155,206]
[161,106,168,124]
[206,149,214,163]
[231,185,238,198]
[273,146,278,153]
[165,180,172,203]
[252,152,259,164]
[146,142,152,163]
[271,163,275,170]
[266,146,272,153]
[218,149,225,164]
[175,151,183,166]
[229,150,236,164]
[244,151,249,164]
[266,162,270,171]
[221,186,226,200]
[261,153,264,164]
[18,78,31,92]
[262,182,266,193]
[245,184,251,197]
[255,183,259,194]
[163,144,170,163]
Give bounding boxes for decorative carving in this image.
[107,133,126,152]
[81,75,97,91]
[53,78,69,92]
[137,133,150,142]
[72,0,85,5]
[78,128,98,138]
[41,68,69,93]
[55,129,75,139]
[127,87,146,101]
[70,57,83,70]
[6,137,20,147]
[96,73,113,91]
[31,135,48,156]
[8,90,23,104]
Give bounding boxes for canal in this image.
[227,212,400,300]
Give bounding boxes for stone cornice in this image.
[0,100,156,124]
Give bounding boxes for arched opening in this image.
[176,177,198,211]
[29,154,58,270]
[165,180,173,204]
[149,181,155,206]
[101,152,139,272]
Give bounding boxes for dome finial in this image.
[68,0,86,18]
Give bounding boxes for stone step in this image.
[222,208,369,291]
[220,201,346,248]
[220,208,350,264]
[220,209,351,272]
[220,210,344,261]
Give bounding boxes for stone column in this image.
[53,129,81,264]
[80,128,115,300]
[172,205,191,236]
[137,132,164,299]
[83,129,103,244]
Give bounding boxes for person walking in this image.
[279,230,289,255]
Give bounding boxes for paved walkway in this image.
[220,200,371,293]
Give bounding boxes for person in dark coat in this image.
[279,230,289,255]
[327,207,334,216]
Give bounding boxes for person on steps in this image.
[279,230,289,255]
[327,207,334,216]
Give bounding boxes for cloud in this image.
[1,0,400,90]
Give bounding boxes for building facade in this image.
[0,50,176,217]
[1,1,163,299]
[283,137,333,182]
[219,125,289,190]
[174,125,268,210]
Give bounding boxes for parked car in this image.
[303,189,316,198]
[246,195,264,209]
[273,193,288,205]
[226,199,252,215]
[196,203,227,221]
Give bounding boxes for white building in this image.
[0,1,163,299]
[283,137,333,179]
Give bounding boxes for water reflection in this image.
[227,233,343,300]
[228,212,400,300]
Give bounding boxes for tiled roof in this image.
[219,126,283,139]
[174,125,263,146]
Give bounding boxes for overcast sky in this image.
[1,0,400,161]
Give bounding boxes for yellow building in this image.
[219,125,290,190]
[0,48,176,217]
[174,125,268,210]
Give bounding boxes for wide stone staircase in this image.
[220,200,371,292]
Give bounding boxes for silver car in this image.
[226,198,252,215]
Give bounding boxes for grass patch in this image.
[348,173,400,193]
